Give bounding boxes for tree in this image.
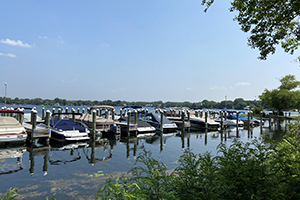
[233,98,247,109]
[259,74,300,113]
[201,0,300,61]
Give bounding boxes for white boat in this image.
[0,110,27,143]
[48,114,90,143]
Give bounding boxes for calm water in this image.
[0,105,289,199]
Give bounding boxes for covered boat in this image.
[141,113,177,133]
[0,110,27,143]
[47,118,90,142]
[75,105,118,135]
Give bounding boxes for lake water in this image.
[0,105,289,199]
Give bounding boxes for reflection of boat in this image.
[47,114,90,142]
[0,146,26,176]
[49,142,88,165]
[0,110,27,143]
[145,132,176,145]
[141,113,178,133]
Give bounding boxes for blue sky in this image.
[1,0,299,103]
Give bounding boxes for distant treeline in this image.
[0,97,262,110]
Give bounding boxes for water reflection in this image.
[0,145,26,176]
[83,137,113,165]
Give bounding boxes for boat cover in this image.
[0,117,24,129]
[49,119,86,132]
[122,105,142,109]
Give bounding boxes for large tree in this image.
[202,0,300,61]
[259,74,300,113]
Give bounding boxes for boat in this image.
[16,107,49,136]
[0,110,27,143]
[189,116,220,131]
[75,105,119,136]
[215,116,244,127]
[166,116,191,129]
[141,112,178,133]
[47,113,90,143]
[115,116,156,137]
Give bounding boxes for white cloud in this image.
[39,36,48,39]
[235,82,251,86]
[210,86,227,90]
[186,87,192,91]
[58,35,65,43]
[101,43,110,47]
[0,52,16,58]
[0,38,31,48]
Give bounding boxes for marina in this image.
[0,105,293,199]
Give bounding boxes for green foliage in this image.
[259,74,300,112]
[98,121,300,199]
[0,188,19,200]
[202,0,300,60]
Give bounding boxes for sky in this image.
[1,0,299,103]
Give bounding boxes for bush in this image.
[97,121,300,200]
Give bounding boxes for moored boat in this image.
[0,110,27,143]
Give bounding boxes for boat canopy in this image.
[49,119,86,132]
[90,105,115,111]
[122,105,142,109]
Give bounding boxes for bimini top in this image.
[49,119,86,132]
[90,105,115,111]
[122,105,142,109]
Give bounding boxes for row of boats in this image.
[0,105,264,145]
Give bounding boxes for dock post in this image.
[120,108,123,117]
[82,108,85,114]
[92,110,96,134]
[45,110,51,140]
[236,111,239,128]
[269,113,272,127]
[87,107,90,114]
[52,108,55,116]
[30,109,37,143]
[77,108,80,113]
[181,110,185,131]
[134,109,138,125]
[200,110,203,118]
[42,107,45,120]
[65,107,68,113]
[220,111,223,129]
[205,111,208,129]
[260,111,263,127]
[105,109,108,119]
[146,109,148,115]
[160,110,164,133]
[58,108,62,119]
[45,110,51,129]
[72,108,75,121]
[127,110,131,137]
[134,109,138,137]
[247,111,250,127]
[112,109,115,120]
[187,110,190,132]
[99,109,102,117]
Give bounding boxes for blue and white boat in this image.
[47,118,90,142]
